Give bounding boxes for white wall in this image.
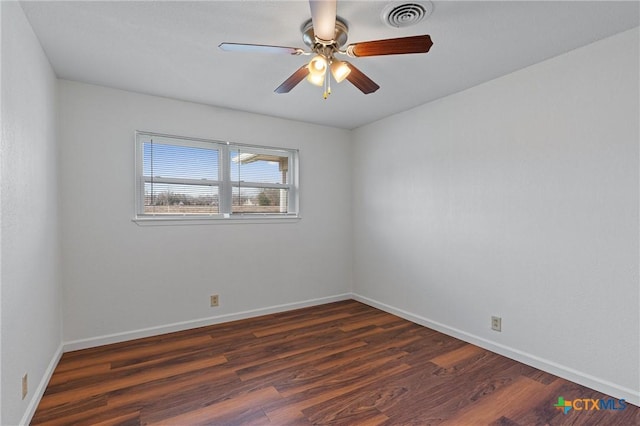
[1,2,63,425]
[352,27,639,404]
[58,81,353,346]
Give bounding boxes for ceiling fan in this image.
[219,0,433,98]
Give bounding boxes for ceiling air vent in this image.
[381,1,433,28]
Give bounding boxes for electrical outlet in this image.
[210,294,219,307]
[491,316,502,332]
[22,373,28,400]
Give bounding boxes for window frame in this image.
[134,131,300,224]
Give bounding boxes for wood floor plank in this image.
[236,340,368,381]
[313,343,407,372]
[429,342,486,368]
[34,363,243,425]
[82,410,141,426]
[337,311,405,332]
[439,376,562,425]
[31,300,640,425]
[38,355,227,410]
[251,312,354,338]
[47,362,111,386]
[276,350,410,399]
[264,407,309,425]
[146,386,281,425]
[361,352,529,422]
[31,395,109,426]
[55,334,215,373]
[263,363,412,421]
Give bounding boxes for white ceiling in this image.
[21,1,639,129]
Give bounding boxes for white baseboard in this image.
[63,293,352,352]
[20,342,64,426]
[352,293,639,407]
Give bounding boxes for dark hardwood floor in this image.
[32,300,639,425]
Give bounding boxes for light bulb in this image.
[308,55,327,76]
[306,72,325,87]
[330,60,351,83]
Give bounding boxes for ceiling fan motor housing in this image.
[302,17,349,48]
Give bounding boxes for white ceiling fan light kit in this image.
[218,0,434,99]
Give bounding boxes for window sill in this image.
[133,215,301,226]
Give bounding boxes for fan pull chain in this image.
[323,63,331,99]
[323,67,328,99]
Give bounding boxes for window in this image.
[135,132,298,221]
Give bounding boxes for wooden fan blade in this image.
[309,0,337,42]
[219,42,304,55]
[343,62,379,94]
[275,65,310,94]
[346,35,433,57]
